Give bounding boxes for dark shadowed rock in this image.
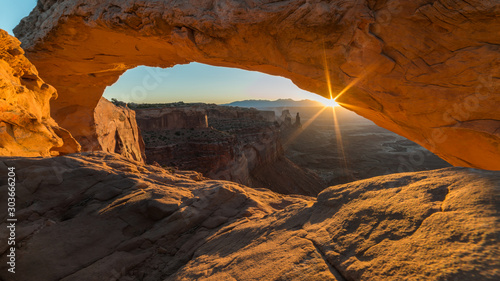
[135,107,208,132]
[0,153,497,280]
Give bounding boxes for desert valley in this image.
[0,1,499,281]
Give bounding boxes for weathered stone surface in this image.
[13,0,500,169]
[250,156,326,195]
[138,104,323,195]
[135,106,208,132]
[0,153,498,280]
[279,109,293,127]
[173,167,500,281]
[0,29,80,157]
[94,97,145,162]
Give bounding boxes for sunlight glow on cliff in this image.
[332,106,350,176]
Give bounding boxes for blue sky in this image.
[105,65,327,104]
[0,1,328,105]
[0,0,37,36]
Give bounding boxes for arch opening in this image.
[100,64,450,188]
[13,0,499,170]
[102,63,336,106]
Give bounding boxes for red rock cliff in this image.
[0,29,80,157]
[137,104,323,195]
[135,107,208,131]
[138,106,282,184]
[94,98,145,162]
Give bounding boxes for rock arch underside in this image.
[13,0,500,170]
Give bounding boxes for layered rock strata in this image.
[136,104,323,195]
[135,106,208,131]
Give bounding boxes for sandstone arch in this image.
[14,0,500,169]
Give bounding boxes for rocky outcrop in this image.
[250,156,325,195]
[0,29,80,157]
[279,110,293,127]
[205,105,276,122]
[94,98,145,162]
[0,30,141,161]
[137,104,322,195]
[257,110,276,123]
[203,125,284,185]
[0,152,498,280]
[143,128,242,178]
[294,112,302,127]
[135,107,208,132]
[13,0,500,170]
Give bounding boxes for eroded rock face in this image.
[0,153,497,280]
[94,98,145,162]
[13,0,500,170]
[279,109,293,127]
[135,107,208,131]
[0,29,80,157]
[137,104,323,195]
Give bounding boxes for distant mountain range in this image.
[222,99,323,108]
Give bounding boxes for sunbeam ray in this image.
[323,44,356,181]
[333,58,386,102]
[331,106,350,179]
[283,106,329,148]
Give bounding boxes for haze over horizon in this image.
[1,0,331,106]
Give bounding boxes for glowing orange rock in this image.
[0,29,80,156]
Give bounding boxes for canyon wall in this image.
[13,0,500,170]
[143,125,283,185]
[0,29,80,157]
[94,98,145,162]
[137,106,282,183]
[136,104,324,195]
[135,107,208,131]
[206,106,276,122]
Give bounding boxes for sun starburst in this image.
[321,98,339,107]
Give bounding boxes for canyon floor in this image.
[0,152,498,281]
[135,103,326,196]
[278,106,452,186]
[134,102,451,197]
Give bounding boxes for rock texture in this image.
[137,104,323,195]
[0,152,498,280]
[250,156,325,196]
[0,29,80,157]
[135,107,208,132]
[13,0,500,170]
[279,109,293,127]
[205,105,276,123]
[94,98,145,162]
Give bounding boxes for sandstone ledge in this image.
[0,152,498,280]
